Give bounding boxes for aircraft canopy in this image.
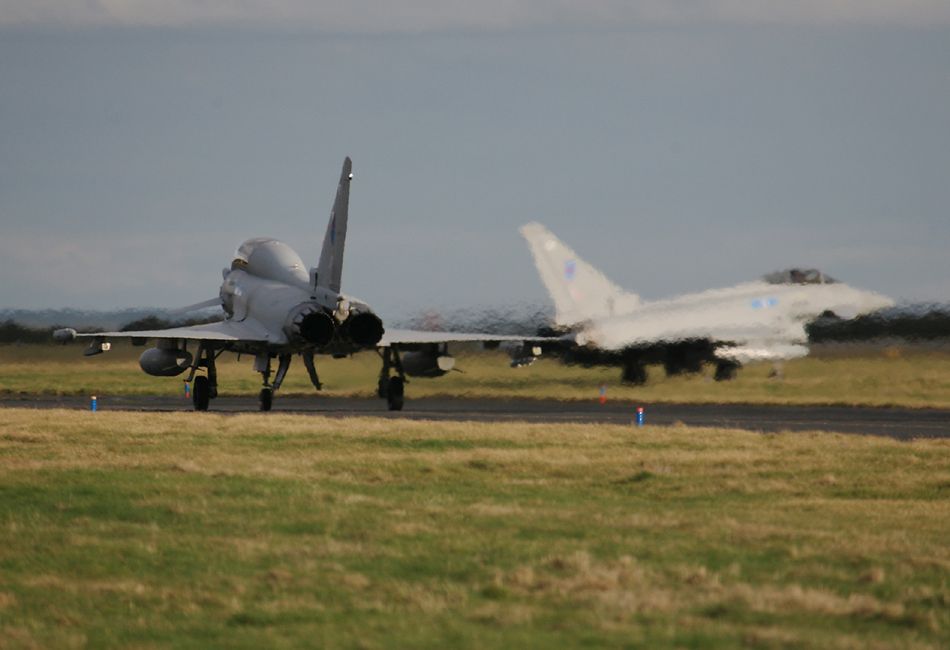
[231,238,309,286]
[762,268,838,285]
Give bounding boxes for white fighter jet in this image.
[54,158,545,411]
[521,222,894,383]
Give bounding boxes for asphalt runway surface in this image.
[3,394,948,439]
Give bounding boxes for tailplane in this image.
[316,157,353,293]
[520,222,640,327]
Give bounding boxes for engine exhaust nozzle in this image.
[342,312,384,347]
[287,304,337,347]
[298,310,336,347]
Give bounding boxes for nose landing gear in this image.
[255,353,292,412]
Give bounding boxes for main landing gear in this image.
[186,343,220,412]
[621,351,647,385]
[618,342,740,385]
[377,346,407,411]
[255,353,288,412]
[186,346,326,413]
[254,351,324,412]
[714,360,740,382]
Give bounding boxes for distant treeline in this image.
[0,314,222,344]
[0,307,209,330]
[807,309,950,342]
[397,305,554,336]
[0,320,59,344]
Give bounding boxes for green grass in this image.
[0,410,948,648]
[3,343,950,408]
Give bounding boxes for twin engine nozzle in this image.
[129,299,386,379]
[287,304,337,347]
[286,303,384,348]
[340,310,384,347]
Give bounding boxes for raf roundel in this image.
[564,259,576,282]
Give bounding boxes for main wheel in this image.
[714,361,739,382]
[377,376,389,399]
[621,362,647,385]
[386,376,404,411]
[192,376,211,411]
[259,388,273,412]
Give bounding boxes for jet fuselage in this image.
[578,280,894,352]
[219,237,382,353]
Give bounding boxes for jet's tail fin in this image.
[520,222,640,327]
[316,157,353,292]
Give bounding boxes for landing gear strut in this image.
[714,360,740,382]
[254,353,292,412]
[664,342,706,376]
[186,343,219,412]
[378,346,407,411]
[621,351,647,385]
[302,352,323,391]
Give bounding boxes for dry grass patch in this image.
[0,408,947,648]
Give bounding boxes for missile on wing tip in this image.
[53,328,77,343]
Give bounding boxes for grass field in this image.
[0,410,948,648]
[3,343,950,408]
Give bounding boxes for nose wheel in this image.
[714,360,740,381]
[259,387,273,412]
[254,353,290,412]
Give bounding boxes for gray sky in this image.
[1,2,949,318]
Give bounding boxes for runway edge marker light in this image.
[636,406,644,427]
[90,395,97,412]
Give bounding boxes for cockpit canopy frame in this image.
[230,238,310,287]
[762,268,838,285]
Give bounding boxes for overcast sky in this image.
[1,1,948,318]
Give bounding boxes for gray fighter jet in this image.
[521,222,894,383]
[54,158,544,411]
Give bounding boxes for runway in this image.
[3,394,949,439]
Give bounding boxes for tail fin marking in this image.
[520,222,640,327]
[316,157,353,293]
